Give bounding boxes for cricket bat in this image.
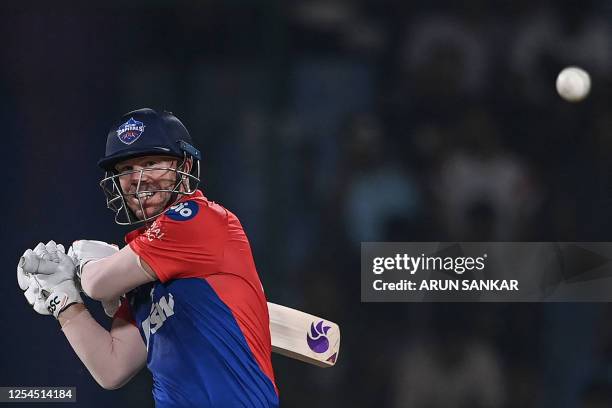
[267,302,340,368]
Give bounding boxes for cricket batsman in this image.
[16,108,279,407]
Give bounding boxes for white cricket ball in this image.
[556,66,591,102]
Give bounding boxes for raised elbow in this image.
[99,379,122,391]
[96,374,130,390]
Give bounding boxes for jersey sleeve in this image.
[128,200,228,283]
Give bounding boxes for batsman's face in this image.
[115,155,181,220]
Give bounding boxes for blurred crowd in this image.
[3,1,612,407]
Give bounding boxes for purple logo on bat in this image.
[307,320,331,353]
[116,117,145,145]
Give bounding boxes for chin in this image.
[128,196,172,220]
[128,205,164,221]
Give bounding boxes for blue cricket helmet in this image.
[98,108,202,226]
[98,108,201,171]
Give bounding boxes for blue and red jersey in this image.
[115,190,278,407]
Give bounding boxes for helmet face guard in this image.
[100,154,200,226]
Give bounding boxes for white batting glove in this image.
[19,241,83,318]
[25,241,67,314]
[68,240,121,318]
[68,240,119,279]
[17,245,48,315]
[43,279,83,318]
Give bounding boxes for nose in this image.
[131,166,154,185]
[120,166,152,192]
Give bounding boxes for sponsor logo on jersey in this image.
[306,320,331,353]
[116,117,145,145]
[142,293,175,350]
[144,219,165,241]
[165,201,199,221]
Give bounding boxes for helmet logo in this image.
[116,117,145,145]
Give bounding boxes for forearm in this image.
[80,246,154,301]
[59,305,146,389]
[58,303,87,326]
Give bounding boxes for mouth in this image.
[137,191,155,199]
[130,191,158,208]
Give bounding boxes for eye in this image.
[145,161,158,167]
[117,165,133,173]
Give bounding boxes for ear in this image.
[179,158,194,191]
[184,157,193,174]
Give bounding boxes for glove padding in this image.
[68,240,121,318]
[17,243,52,315]
[18,241,82,318]
[68,240,119,279]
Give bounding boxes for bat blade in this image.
[268,302,340,368]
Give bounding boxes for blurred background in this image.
[2,1,612,407]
